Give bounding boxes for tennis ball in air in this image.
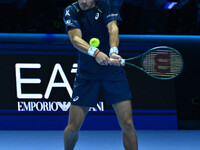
[89,38,100,48]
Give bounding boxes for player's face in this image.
[78,0,96,11]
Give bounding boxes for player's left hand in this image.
[109,53,124,66]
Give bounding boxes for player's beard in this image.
[78,0,96,11]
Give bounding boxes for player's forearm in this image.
[70,36,91,54]
[68,28,90,54]
[107,21,119,48]
[68,29,102,58]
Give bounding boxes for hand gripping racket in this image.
[116,46,183,80]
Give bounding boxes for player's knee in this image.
[64,127,78,139]
[64,124,80,135]
[121,119,135,133]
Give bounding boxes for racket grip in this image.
[121,59,125,64]
[110,58,125,64]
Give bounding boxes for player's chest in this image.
[78,9,104,27]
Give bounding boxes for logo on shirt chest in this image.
[95,12,100,20]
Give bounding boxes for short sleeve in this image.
[102,0,122,25]
[63,6,81,32]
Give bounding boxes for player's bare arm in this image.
[107,21,124,66]
[68,28,90,54]
[68,27,110,65]
[107,21,119,48]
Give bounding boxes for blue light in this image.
[164,2,177,9]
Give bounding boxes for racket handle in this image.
[121,59,125,64]
[110,58,125,64]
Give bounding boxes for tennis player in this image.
[63,0,138,149]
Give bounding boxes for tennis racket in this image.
[114,46,184,80]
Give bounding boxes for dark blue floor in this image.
[0,130,200,150]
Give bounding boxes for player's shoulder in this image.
[96,0,114,11]
[64,2,80,13]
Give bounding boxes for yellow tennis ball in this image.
[89,38,100,48]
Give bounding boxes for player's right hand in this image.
[95,51,111,65]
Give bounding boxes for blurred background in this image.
[0,0,199,35]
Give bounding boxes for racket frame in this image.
[123,46,184,80]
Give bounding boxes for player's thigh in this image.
[112,100,134,129]
[68,104,89,130]
[71,77,100,107]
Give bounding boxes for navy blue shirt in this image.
[63,0,126,80]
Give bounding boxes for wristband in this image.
[94,49,101,57]
[109,47,119,56]
[88,46,98,57]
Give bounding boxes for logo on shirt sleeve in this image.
[65,10,70,16]
[106,13,118,18]
[65,19,72,25]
